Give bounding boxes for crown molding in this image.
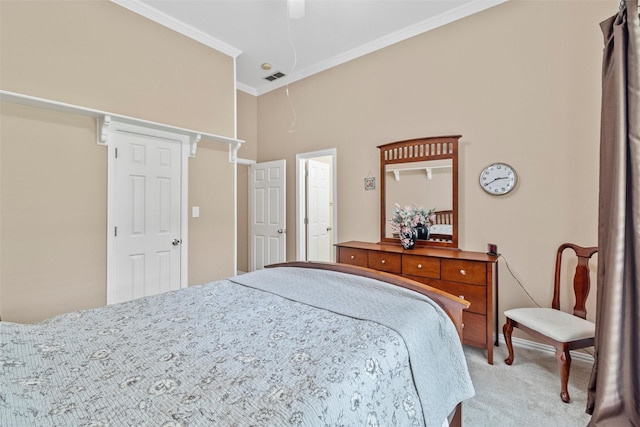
[110,0,507,96]
[254,0,508,95]
[110,0,242,59]
[236,82,258,97]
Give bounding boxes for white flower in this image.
[350,392,362,411]
[290,351,311,363]
[365,357,378,378]
[120,376,143,388]
[366,412,379,427]
[89,348,111,359]
[388,203,436,233]
[403,395,417,417]
[148,378,179,396]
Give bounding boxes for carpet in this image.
[463,345,592,426]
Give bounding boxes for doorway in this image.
[296,149,337,262]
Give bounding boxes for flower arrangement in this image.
[388,203,436,235]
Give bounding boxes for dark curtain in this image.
[587,0,640,425]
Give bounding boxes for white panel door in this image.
[306,159,331,262]
[112,131,182,304]
[249,160,286,270]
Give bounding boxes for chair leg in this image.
[503,318,515,365]
[556,344,572,403]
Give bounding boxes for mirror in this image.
[379,136,459,248]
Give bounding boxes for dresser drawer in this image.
[367,251,401,274]
[402,255,440,279]
[462,312,487,347]
[335,241,497,364]
[441,259,487,285]
[337,247,368,267]
[438,281,487,315]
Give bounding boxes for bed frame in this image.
[434,210,454,226]
[430,210,454,241]
[267,261,470,427]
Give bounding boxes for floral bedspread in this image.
[0,267,473,427]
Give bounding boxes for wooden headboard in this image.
[434,210,453,225]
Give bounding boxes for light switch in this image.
[192,206,200,218]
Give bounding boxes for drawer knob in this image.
[350,255,355,259]
[459,269,466,275]
[417,264,422,269]
[381,259,386,264]
[461,323,465,328]
[459,295,465,300]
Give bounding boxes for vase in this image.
[400,228,417,249]
[415,223,430,240]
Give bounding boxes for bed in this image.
[0,262,473,427]
[430,210,453,241]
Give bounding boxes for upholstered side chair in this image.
[503,243,598,403]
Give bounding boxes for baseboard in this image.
[236,270,248,275]
[497,334,594,363]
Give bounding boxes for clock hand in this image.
[486,176,509,184]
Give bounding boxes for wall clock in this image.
[479,162,517,195]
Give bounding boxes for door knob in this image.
[277,229,286,234]
[172,239,181,246]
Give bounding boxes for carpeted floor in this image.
[463,345,593,426]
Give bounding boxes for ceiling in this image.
[113,0,507,96]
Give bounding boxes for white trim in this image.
[497,334,594,364]
[180,141,190,288]
[295,148,338,262]
[232,56,239,276]
[254,0,508,95]
[0,90,243,159]
[236,157,257,166]
[110,0,506,96]
[236,82,258,97]
[233,158,238,275]
[106,120,191,304]
[106,143,117,304]
[110,0,242,59]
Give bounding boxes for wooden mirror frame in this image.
[379,135,459,249]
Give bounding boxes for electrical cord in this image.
[285,7,298,133]
[499,253,541,308]
[498,253,594,358]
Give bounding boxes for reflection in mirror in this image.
[384,160,453,241]
[379,135,459,249]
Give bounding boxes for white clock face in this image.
[480,163,517,195]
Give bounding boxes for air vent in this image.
[264,71,286,82]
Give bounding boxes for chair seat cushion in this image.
[504,307,595,342]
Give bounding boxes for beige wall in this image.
[187,142,236,286]
[1,104,107,321]
[256,0,614,331]
[1,1,237,323]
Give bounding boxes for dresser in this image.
[336,241,498,364]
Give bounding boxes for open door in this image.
[296,149,337,262]
[249,160,286,270]
[306,159,331,262]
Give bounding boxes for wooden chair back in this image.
[551,243,598,319]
